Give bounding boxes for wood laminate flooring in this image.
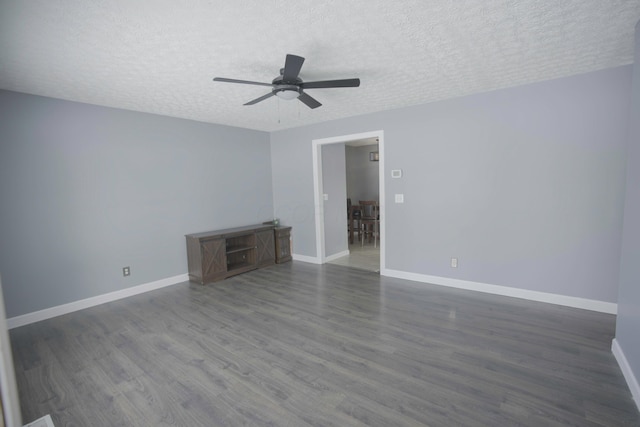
[328,243,380,273]
[10,262,640,426]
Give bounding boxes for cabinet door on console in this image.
[275,227,292,263]
[255,230,275,266]
[201,238,227,281]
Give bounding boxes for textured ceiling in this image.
[1,1,639,132]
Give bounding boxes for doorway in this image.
[311,130,385,272]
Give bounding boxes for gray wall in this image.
[321,143,347,257]
[270,126,318,256]
[0,90,273,318]
[271,65,632,303]
[615,21,640,399]
[3,64,631,318]
[346,144,380,203]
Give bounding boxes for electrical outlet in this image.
[123,266,130,276]
[450,258,458,268]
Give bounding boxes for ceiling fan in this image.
[213,54,360,109]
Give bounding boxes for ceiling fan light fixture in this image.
[275,88,300,100]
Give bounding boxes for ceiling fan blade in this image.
[298,92,322,109]
[244,92,276,105]
[300,78,360,89]
[213,77,273,87]
[282,54,305,82]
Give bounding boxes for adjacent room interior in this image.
[1,2,639,426]
[327,137,381,272]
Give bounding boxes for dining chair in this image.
[347,198,362,244]
[359,200,378,247]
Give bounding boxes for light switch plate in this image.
[323,194,329,201]
[395,194,404,203]
[391,169,402,178]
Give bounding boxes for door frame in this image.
[312,130,385,270]
[0,276,22,427]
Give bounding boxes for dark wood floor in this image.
[10,262,640,426]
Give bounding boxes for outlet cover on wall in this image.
[450,258,458,268]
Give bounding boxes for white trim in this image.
[324,250,350,263]
[0,276,22,426]
[292,253,322,264]
[312,130,385,270]
[612,338,640,411]
[381,268,617,314]
[7,274,188,329]
[23,414,55,427]
[378,133,386,272]
[311,140,324,262]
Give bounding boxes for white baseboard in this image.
[381,269,617,314]
[292,253,322,264]
[7,274,188,329]
[324,250,350,263]
[612,338,640,411]
[10,267,616,329]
